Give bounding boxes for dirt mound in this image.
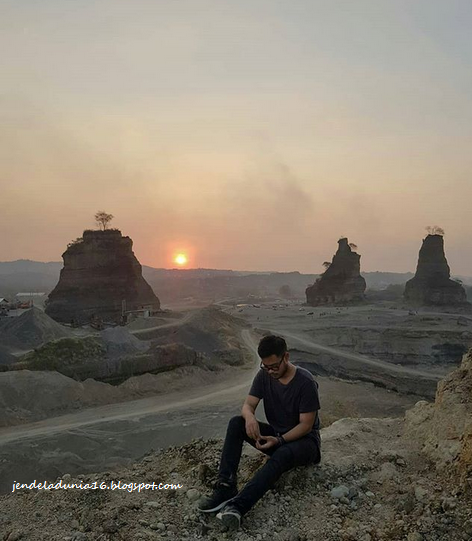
[19,336,107,373]
[2,421,472,540]
[139,305,251,366]
[0,345,16,366]
[16,336,199,384]
[0,370,119,426]
[101,327,150,358]
[0,307,71,349]
[107,343,199,383]
[0,362,228,427]
[119,365,223,395]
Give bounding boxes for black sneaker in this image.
[197,482,238,513]
[216,504,242,531]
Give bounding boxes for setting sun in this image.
[174,253,188,266]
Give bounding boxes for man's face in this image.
[260,352,288,379]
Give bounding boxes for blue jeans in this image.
[218,415,320,515]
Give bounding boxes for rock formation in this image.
[306,238,366,305]
[404,234,468,307]
[45,229,160,323]
[405,347,472,483]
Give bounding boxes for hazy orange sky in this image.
[1,1,472,274]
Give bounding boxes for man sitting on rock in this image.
[198,334,321,531]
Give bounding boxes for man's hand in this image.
[255,436,279,451]
[245,416,261,441]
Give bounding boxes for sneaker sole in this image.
[216,510,241,531]
[197,497,235,513]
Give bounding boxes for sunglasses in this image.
[260,353,286,372]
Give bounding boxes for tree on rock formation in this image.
[95,211,114,231]
[426,225,445,236]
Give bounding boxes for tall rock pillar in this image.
[305,238,366,306]
[404,234,468,307]
[45,229,160,323]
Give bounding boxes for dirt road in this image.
[276,329,443,381]
[0,330,262,493]
[0,330,260,447]
[129,311,195,335]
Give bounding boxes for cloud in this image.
[222,162,316,236]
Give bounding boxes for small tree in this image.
[279,285,293,299]
[95,211,114,231]
[426,225,445,236]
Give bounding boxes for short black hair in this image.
[257,334,287,359]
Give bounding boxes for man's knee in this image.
[227,415,245,432]
[228,415,245,426]
[282,439,319,467]
[269,445,295,472]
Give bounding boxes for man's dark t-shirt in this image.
[249,366,321,449]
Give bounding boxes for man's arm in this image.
[282,377,320,443]
[279,411,317,443]
[241,395,261,440]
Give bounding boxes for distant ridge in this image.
[0,260,62,274]
[0,260,470,303]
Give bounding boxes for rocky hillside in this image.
[1,419,471,541]
[2,349,471,541]
[406,348,472,483]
